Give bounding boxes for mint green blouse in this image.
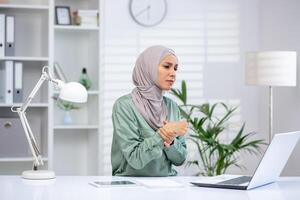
[111,94,187,176]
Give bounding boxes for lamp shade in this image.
[58,82,88,103]
[246,51,297,86]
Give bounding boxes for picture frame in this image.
[55,6,71,25]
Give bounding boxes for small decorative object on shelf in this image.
[55,98,79,111]
[79,68,92,90]
[53,96,79,125]
[62,110,73,125]
[72,11,81,26]
[55,6,72,25]
[72,10,99,27]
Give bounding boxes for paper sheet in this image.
[135,179,184,188]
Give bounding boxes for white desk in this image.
[1,176,300,200]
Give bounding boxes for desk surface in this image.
[1,176,300,200]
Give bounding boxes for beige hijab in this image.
[131,46,176,130]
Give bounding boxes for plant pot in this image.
[63,111,73,125]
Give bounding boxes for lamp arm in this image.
[17,66,63,112]
[18,111,43,167]
[11,66,58,169]
[20,72,48,112]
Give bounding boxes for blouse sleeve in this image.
[163,102,187,166]
[112,99,164,170]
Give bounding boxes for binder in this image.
[0,14,5,58]
[0,63,5,103]
[5,60,13,104]
[5,16,14,56]
[13,62,23,103]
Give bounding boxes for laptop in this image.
[190,131,300,190]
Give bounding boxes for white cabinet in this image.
[0,0,101,175]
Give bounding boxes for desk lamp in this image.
[11,66,88,180]
[245,51,297,143]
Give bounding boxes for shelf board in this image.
[0,103,48,108]
[54,125,99,130]
[54,25,99,31]
[87,90,99,95]
[2,56,49,62]
[0,157,48,162]
[53,90,99,95]
[0,4,49,10]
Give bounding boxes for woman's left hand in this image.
[159,126,176,145]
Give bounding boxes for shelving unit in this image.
[52,0,100,175]
[0,1,50,175]
[0,0,101,175]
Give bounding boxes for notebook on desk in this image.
[191,131,300,190]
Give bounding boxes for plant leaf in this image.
[181,80,187,105]
[170,81,265,176]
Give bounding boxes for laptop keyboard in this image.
[218,176,252,185]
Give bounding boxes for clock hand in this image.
[147,5,151,20]
[135,5,151,18]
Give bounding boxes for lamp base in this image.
[22,170,55,180]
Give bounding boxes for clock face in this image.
[129,0,167,27]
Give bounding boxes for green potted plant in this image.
[53,96,79,124]
[171,80,266,176]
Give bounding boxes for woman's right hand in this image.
[158,121,188,145]
[162,121,188,136]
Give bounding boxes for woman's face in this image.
[157,54,178,90]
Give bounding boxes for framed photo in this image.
[55,6,71,25]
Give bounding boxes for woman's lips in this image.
[166,80,174,84]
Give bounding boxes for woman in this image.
[111,45,188,176]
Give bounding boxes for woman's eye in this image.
[174,66,178,71]
[163,65,170,69]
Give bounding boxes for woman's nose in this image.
[170,69,176,76]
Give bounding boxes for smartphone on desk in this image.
[89,180,136,188]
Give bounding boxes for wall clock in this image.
[129,0,168,27]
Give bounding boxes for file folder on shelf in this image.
[0,62,5,103]
[0,14,5,58]
[13,62,23,103]
[5,16,15,56]
[5,60,13,104]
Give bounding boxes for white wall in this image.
[260,0,300,176]
[101,0,263,175]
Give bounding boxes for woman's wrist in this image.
[164,140,174,148]
[170,140,174,145]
